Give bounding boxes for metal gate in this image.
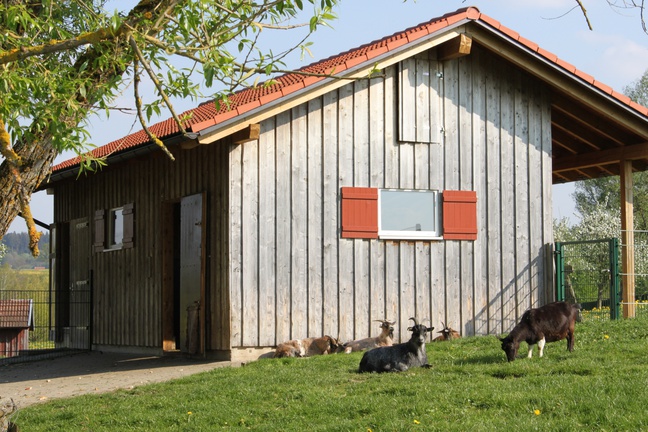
[555,238,621,320]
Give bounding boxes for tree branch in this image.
[133,57,175,161]
[0,27,122,65]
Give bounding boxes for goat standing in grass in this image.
[499,301,582,362]
[341,320,395,353]
[358,318,433,373]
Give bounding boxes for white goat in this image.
[341,320,395,354]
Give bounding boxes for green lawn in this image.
[13,312,648,431]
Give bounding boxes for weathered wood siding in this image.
[229,44,553,347]
[52,43,553,353]
[53,142,231,351]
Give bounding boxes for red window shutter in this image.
[341,187,378,239]
[443,190,477,240]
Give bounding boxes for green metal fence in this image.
[555,238,621,320]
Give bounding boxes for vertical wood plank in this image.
[458,56,475,337]
[471,51,488,335]
[322,91,340,338]
[258,120,277,346]
[369,76,386,332]
[291,105,308,338]
[528,83,543,309]
[241,141,259,346]
[229,144,243,347]
[485,53,503,334]
[353,79,370,339]
[514,72,531,319]
[307,98,324,337]
[500,67,516,332]
[337,82,355,342]
[275,111,292,341]
[442,58,461,331]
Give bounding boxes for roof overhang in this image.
[465,20,648,183]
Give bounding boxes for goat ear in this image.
[428,326,434,332]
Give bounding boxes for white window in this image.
[107,207,124,249]
[378,189,441,240]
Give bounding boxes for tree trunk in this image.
[0,137,58,239]
[0,1,176,245]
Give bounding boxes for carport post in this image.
[620,160,636,318]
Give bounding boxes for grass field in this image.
[12,313,648,431]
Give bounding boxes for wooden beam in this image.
[231,123,260,144]
[620,160,636,318]
[553,142,648,172]
[181,123,261,149]
[438,34,472,61]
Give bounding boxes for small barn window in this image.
[341,187,477,241]
[107,207,124,249]
[379,189,442,240]
[94,203,135,252]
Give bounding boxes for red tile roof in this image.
[51,6,648,173]
[0,299,34,330]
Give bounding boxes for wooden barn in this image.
[0,299,34,357]
[40,7,648,360]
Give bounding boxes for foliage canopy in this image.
[0,0,338,251]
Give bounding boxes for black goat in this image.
[358,318,433,373]
[499,301,582,362]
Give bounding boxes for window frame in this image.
[378,189,442,240]
[106,206,125,250]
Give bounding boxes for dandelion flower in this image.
[187,412,193,415]
[414,419,420,425]
[534,409,541,416]
[604,335,610,339]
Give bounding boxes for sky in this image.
[8,0,648,233]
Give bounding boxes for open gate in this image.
[555,238,621,320]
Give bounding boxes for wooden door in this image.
[68,217,91,349]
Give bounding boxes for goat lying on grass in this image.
[274,335,341,358]
[499,301,582,362]
[358,318,433,373]
[341,319,394,353]
[432,322,461,342]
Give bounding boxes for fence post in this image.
[555,242,565,302]
[609,238,621,320]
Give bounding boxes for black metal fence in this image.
[0,288,90,365]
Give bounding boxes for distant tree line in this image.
[0,232,50,269]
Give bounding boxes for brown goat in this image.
[499,301,582,362]
[274,335,341,358]
[341,320,395,353]
[432,322,461,342]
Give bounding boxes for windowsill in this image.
[379,233,442,241]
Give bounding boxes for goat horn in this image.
[409,317,419,326]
